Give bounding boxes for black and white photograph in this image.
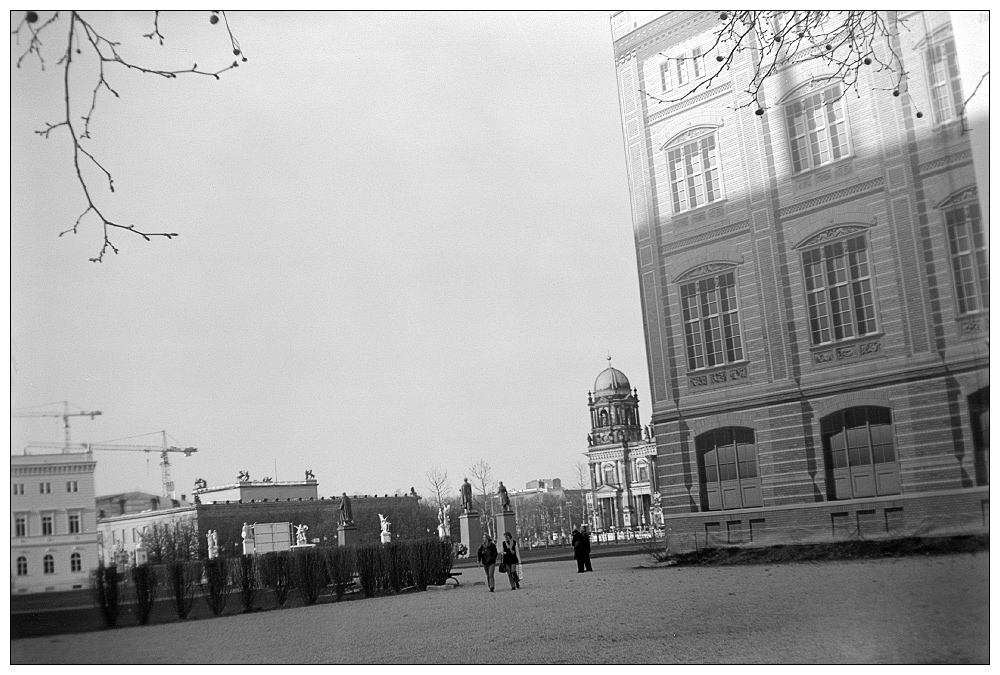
[10,10,989,664]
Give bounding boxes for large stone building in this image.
[11,451,99,593]
[584,361,659,531]
[610,11,988,550]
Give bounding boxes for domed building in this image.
[584,358,659,531]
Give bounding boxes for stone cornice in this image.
[918,149,973,179]
[665,220,752,255]
[647,81,733,126]
[778,177,885,220]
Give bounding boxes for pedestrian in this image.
[581,525,593,572]
[477,533,498,592]
[571,529,585,573]
[501,531,520,590]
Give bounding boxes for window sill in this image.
[671,199,727,224]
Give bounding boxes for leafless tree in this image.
[641,11,987,127]
[468,459,497,536]
[425,466,451,510]
[11,10,247,262]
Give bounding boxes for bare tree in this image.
[468,459,496,537]
[11,11,247,261]
[425,466,451,510]
[641,11,987,126]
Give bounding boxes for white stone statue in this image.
[242,522,255,555]
[207,530,219,559]
[379,513,392,543]
[296,523,309,546]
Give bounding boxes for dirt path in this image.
[11,552,988,664]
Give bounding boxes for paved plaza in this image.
[11,552,989,664]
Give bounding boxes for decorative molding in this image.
[668,220,751,253]
[918,149,973,178]
[675,261,738,283]
[934,185,978,210]
[779,177,885,219]
[687,362,751,391]
[661,125,716,150]
[810,337,884,370]
[796,225,869,249]
[647,81,733,126]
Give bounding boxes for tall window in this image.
[926,37,964,124]
[822,406,901,499]
[15,516,27,537]
[603,464,617,486]
[43,554,54,574]
[66,480,78,493]
[945,202,989,314]
[660,61,672,92]
[42,515,53,536]
[667,131,722,213]
[636,461,650,482]
[13,483,24,495]
[696,427,762,510]
[71,552,82,573]
[39,482,51,494]
[676,56,689,85]
[692,47,705,78]
[69,514,81,534]
[681,271,744,370]
[17,557,28,576]
[803,234,877,345]
[785,84,849,173]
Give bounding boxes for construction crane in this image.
[25,431,197,499]
[11,401,102,449]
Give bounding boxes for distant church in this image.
[584,359,659,530]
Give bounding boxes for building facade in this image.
[611,11,988,550]
[11,451,99,593]
[584,362,659,531]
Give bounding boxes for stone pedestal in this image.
[495,510,517,539]
[338,524,358,547]
[134,546,148,566]
[290,543,316,550]
[459,511,482,553]
[380,532,392,544]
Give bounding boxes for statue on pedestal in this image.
[305,469,315,481]
[339,492,354,526]
[498,481,510,512]
[238,470,250,482]
[207,530,219,559]
[379,513,392,543]
[437,505,450,540]
[194,477,207,490]
[296,523,309,546]
[241,522,255,555]
[460,478,474,513]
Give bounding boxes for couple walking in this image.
[572,527,592,573]
[476,532,521,592]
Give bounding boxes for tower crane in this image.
[25,431,197,499]
[11,401,102,449]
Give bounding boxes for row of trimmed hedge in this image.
[92,538,454,628]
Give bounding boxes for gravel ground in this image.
[11,552,988,664]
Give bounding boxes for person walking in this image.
[581,526,593,572]
[501,531,520,589]
[477,533,498,592]
[571,529,585,573]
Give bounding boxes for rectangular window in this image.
[42,516,53,536]
[785,85,849,173]
[15,517,27,537]
[69,514,81,534]
[676,56,689,85]
[39,482,50,494]
[660,61,672,92]
[926,38,964,124]
[13,483,24,495]
[803,234,877,345]
[667,133,721,213]
[681,271,744,371]
[946,203,988,314]
[692,47,705,78]
[66,480,78,493]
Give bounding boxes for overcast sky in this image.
[10,11,652,499]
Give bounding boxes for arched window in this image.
[801,230,877,345]
[696,427,762,510]
[970,388,989,486]
[599,409,609,427]
[71,552,82,573]
[636,460,650,483]
[16,556,27,576]
[784,82,849,173]
[822,406,900,499]
[665,127,723,213]
[43,554,55,575]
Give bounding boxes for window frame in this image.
[665,128,724,214]
[924,35,964,125]
[43,554,55,575]
[943,200,989,316]
[696,427,763,511]
[680,269,746,372]
[42,515,54,536]
[800,231,879,347]
[66,480,79,493]
[15,515,27,537]
[17,556,28,576]
[783,82,851,174]
[659,60,672,92]
[822,406,901,499]
[71,552,82,573]
[40,482,51,494]
[13,483,24,495]
[69,513,81,534]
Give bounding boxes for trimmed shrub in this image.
[323,546,355,600]
[293,547,327,605]
[258,551,293,607]
[92,563,122,628]
[202,557,231,616]
[130,563,159,625]
[167,559,198,619]
[237,554,258,613]
[384,542,407,593]
[355,544,382,597]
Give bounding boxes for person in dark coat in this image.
[476,534,498,592]
[571,529,585,573]
[581,526,593,572]
[501,531,520,589]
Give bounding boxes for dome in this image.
[594,366,631,395]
